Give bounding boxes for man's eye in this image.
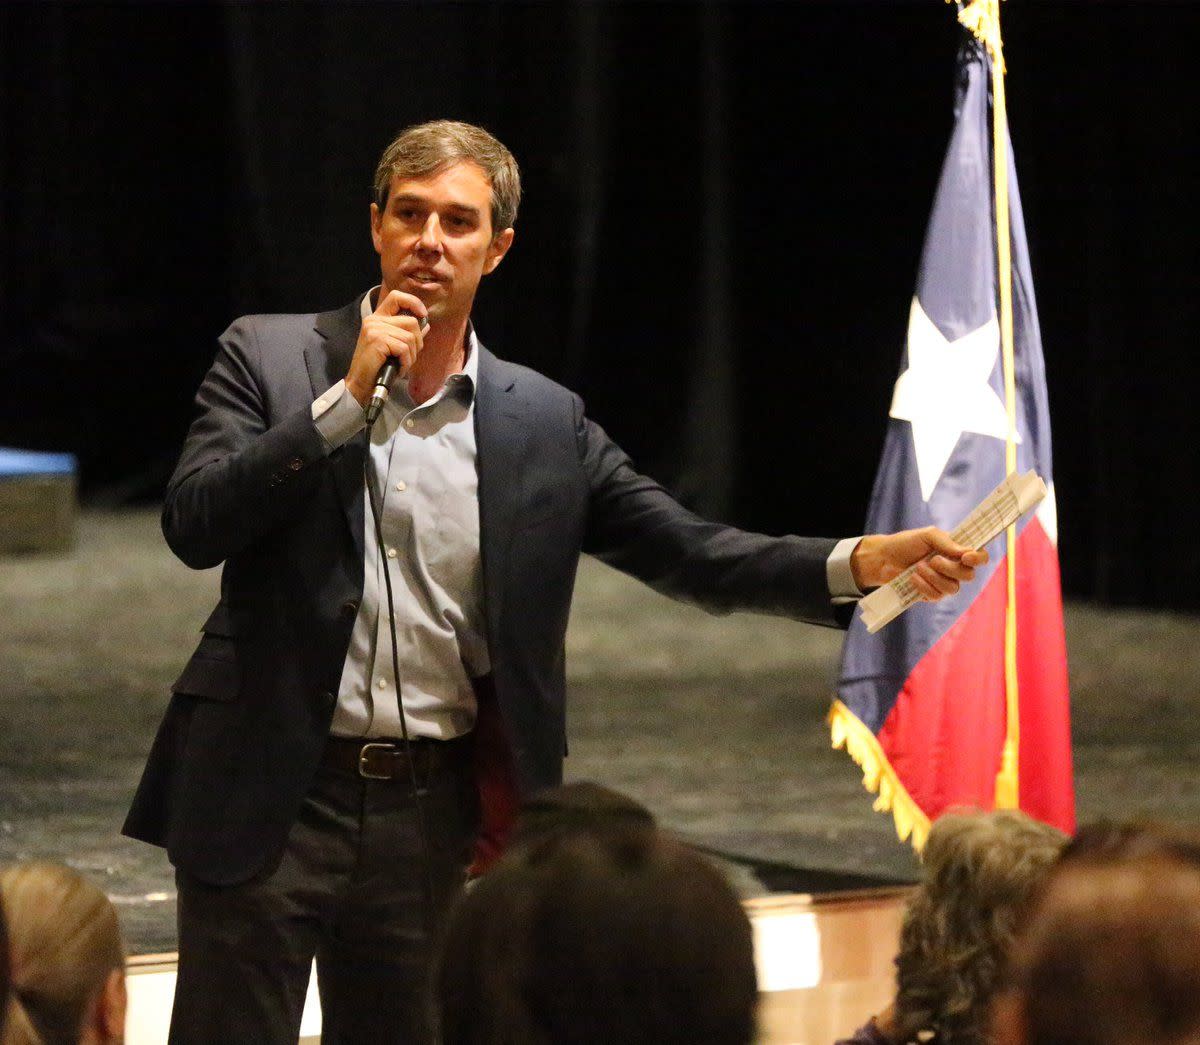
[445,215,473,230]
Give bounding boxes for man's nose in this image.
[416,213,443,253]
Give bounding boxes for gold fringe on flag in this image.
[828,698,932,852]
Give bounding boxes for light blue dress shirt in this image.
[311,292,486,739]
[310,289,862,740]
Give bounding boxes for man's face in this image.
[371,161,514,324]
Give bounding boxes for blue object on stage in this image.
[0,447,78,480]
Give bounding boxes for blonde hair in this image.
[373,120,521,233]
[2,863,124,1045]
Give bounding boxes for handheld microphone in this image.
[364,314,429,426]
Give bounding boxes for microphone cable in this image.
[363,408,436,939]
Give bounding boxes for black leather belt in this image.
[321,735,469,780]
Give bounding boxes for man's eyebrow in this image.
[390,193,480,217]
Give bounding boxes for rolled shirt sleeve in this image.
[312,380,367,451]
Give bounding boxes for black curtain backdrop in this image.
[1,2,1197,609]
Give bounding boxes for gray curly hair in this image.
[893,809,1067,1045]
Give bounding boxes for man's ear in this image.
[370,202,383,255]
[483,227,515,275]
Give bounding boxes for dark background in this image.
[2,1,1197,608]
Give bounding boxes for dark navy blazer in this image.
[124,298,843,885]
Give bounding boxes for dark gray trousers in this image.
[169,739,478,1045]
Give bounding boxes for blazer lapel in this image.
[474,344,530,643]
[308,299,367,559]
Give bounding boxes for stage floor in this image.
[3,509,1200,954]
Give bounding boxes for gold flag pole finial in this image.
[953,0,1006,72]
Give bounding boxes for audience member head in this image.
[892,809,1067,1045]
[508,781,656,854]
[1057,816,1200,868]
[993,824,1200,1045]
[433,819,756,1044]
[1,862,125,1045]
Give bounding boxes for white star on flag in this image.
[888,296,1018,501]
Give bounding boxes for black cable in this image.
[363,418,436,937]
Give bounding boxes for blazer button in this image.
[321,690,336,709]
[341,599,359,619]
[289,457,304,471]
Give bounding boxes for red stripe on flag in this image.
[1015,517,1075,832]
[877,519,1074,829]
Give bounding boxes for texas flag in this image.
[831,28,1074,847]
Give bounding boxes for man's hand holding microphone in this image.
[345,289,429,423]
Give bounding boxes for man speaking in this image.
[125,120,982,1043]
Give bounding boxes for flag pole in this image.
[957,0,1020,807]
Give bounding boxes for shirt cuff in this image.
[827,536,864,601]
[311,380,366,450]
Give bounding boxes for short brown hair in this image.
[373,119,521,234]
[511,781,656,853]
[433,829,757,1044]
[999,824,1200,1045]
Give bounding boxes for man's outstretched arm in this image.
[575,401,984,626]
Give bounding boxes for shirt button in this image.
[395,481,407,492]
[386,547,398,559]
[405,418,415,429]
[377,678,387,690]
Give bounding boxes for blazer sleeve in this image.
[573,396,844,629]
[161,317,331,570]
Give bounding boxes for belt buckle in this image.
[358,742,397,780]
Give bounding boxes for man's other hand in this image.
[345,289,428,407]
[850,527,988,601]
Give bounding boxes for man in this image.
[125,120,982,1043]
